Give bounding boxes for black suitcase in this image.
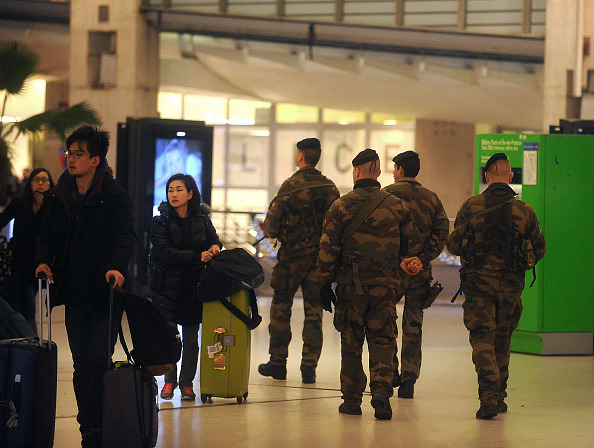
[102,283,158,448]
[0,275,57,448]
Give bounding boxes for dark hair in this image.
[66,126,109,162]
[22,168,55,205]
[299,148,321,166]
[396,157,420,178]
[165,173,201,210]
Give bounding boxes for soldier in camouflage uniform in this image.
[258,137,340,384]
[317,149,423,420]
[383,151,449,399]
[447,153,546,420]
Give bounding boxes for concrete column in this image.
[69,0,159,170]
[543,0,593,130]
[414,119,475,219]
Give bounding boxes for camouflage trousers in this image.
[461,274,523,406]
[268,256,323,370]
[334,284,397,400]
[393,275,429,384]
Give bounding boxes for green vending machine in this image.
[475,134,594,355]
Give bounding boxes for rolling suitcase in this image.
[0,274,57,448]
[199,289,251,404]
[102,283,158,448]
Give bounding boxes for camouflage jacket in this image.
[264,166,340,262]
[317,179,423,289]
[383,178,449,278]
[447,182,546,283]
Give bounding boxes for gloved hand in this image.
[320,283,337,313]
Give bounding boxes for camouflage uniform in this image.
[447,182,546,407]
[318,179,423,401]
[383,178,449,384]
[263,166,340,371]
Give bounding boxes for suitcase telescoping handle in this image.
[107,275,115,371]
[36,271,52,349]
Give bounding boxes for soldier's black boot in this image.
[476,405,498,420]
[371,393,392,420]
[258,362,287,380]
[391,372,401,388]
[497,400,508,413]
[398,381,414,398]
[301,366,316,384]
[338,399,362,415]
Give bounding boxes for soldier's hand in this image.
[320,283,337,313]
[400,257,423,275]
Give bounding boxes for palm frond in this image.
[10,102,101,142]
[49,102,102,141]
[0,42,39,95]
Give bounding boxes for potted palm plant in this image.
[0,41,100,204]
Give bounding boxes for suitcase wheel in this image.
[236,396,243,404]
[201,394,212,404]
[236,392,248,404]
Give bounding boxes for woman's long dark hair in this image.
[165,173,201,212]
[22,168,55,206]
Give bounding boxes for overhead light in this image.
[176,131,186,137]
[338,119,350,125]
[383,120,397,125]
[249,130,270,137]
[1,116,18,123]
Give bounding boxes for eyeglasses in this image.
[64,150,89,159]
[32,177,50,184]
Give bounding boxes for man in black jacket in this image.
[36,126,136,448]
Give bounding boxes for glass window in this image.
[369,129,415,187]
[228,99,271,125]
[226,188,269,212]
[276,103,319,124]
[183,95,227,124]
[322,108,366,125]
[370,113,414,125]
[227,127,270,188]
[274,129,315,187]
[321,129,366,192]
[211,126,226,188]
[158,92,183,119]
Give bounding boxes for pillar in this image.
[69,0,159,170]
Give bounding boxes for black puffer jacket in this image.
[149,201,221,325]
[0,197,49,286]
[35,160,136,315]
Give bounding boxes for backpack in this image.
[198,248,264,329]
[121,292,182,373]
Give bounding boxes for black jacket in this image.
[150,201,221,325]
[0,197,49,285]
[35,160,136,316]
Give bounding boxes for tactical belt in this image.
[341,189,392,293]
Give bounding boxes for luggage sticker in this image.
[214,353,226,370]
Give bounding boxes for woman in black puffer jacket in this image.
[150,173,221,401]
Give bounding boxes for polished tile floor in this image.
[50,297,593,448]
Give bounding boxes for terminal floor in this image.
[50,297,593,448]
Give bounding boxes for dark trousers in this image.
[165,323,199,388]
[64,301,122,443]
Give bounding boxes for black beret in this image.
[485,152,508,171]
[296,137,321,151]
[352,148,379,167]
[392,150,419,164]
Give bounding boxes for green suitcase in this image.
[199,289,251,403]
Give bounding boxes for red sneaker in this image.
[180,386,196,400]
[160,382,175,400]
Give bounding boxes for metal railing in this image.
[143,0,545,35]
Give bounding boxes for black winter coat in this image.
[0,198,49,286]
[35,160,136,316]
[150,201,221,325]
